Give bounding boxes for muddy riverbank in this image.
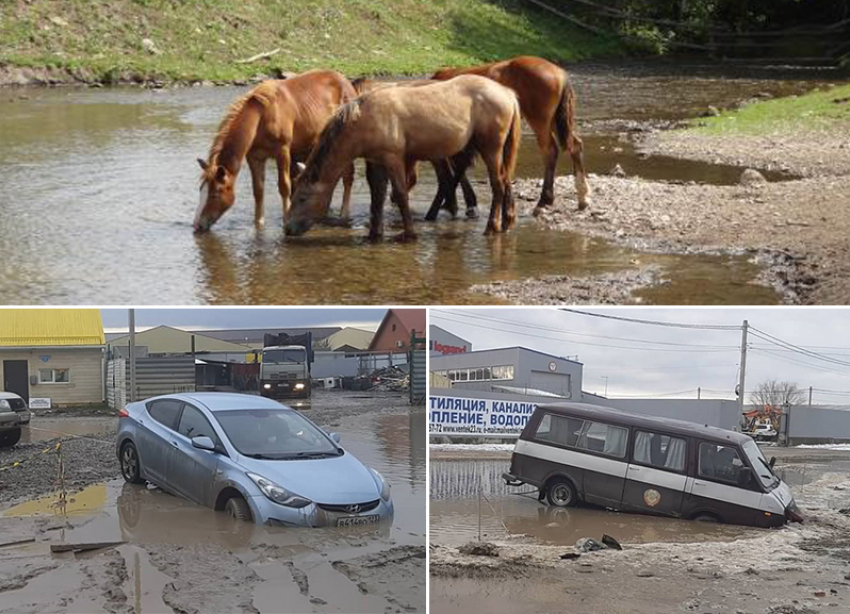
[430,451,850,613]
[0,391,426,613]
[474,92,850,305]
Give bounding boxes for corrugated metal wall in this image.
[106,357,195,407]
[409,349,426,405]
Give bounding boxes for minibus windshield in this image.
[742,439,779,489]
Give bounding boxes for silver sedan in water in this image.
[115,392,393,526]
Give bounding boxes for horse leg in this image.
[276,146,292,223]
[247,155,266,229]
[459,174,478,219]
[502,169,517,231]
[426,160,456,221]
[366,161,388,242]
[480,150,505,235]
[340,162,355,219]
[386,160,417,242]
[533,129,559,216]
[570,133,592,211]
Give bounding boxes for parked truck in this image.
[259,332,313,400]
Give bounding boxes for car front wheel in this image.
[0,428,21,448]
[120,442,144,484]
[225,496,252,522]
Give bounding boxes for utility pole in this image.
[601,376,609,397]
[808,386,813,406]
[738,320,748,417]
[128,310,137,403]
[697,387,701,400]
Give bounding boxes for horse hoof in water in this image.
[465,207,479,220]
[577,199,591,211]
[532,205,549,218]
[393,231,418,243]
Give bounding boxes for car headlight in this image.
[263,383,272,390]
[247,472,311,508]
[0,400,9,410]
[370,468,391,501]
[294,383,305,390]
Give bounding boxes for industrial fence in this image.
[781,405,850,445]
[105,357,195,408]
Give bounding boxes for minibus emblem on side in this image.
[643,489,661,507]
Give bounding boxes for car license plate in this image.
[336,515,380,527]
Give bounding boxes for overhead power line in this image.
[559,308,742,331]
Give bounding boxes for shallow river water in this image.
[0,62,833,304]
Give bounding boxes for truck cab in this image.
[259,345,311,399]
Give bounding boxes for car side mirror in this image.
[192,436,216,452]
[329,432,341,444]
[737,467,752,488]
[769,457,776,470]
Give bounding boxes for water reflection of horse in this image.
[432,55,591,215]
[194,70,356,232]
[286,75,522,240]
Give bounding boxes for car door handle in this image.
[694,480,706,487]
[171,440,179,448]
[628,466,639,471]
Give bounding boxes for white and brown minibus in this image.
[503,402,803,528]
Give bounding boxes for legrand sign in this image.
[429,395,537,433]
[432,341,468,355]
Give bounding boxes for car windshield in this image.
[742,439,778,489]
[213,409,340,459]
[263,349,305,363]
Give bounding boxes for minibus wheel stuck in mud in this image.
[501,402,804,528]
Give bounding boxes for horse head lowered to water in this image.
[194,70,356,233]
[286,75,522,241]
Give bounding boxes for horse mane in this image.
[350,77,373,95]
[301,99,361,184]
[202,80,278,181]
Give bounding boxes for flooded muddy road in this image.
[430,448,850,614]
[0,62,837,305]
[0,391,426,613]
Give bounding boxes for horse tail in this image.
[553,72,579,154]
[350,77,371,96]
[502,96,522,182]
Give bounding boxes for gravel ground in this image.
[0,432,118,505]
[472,115,850,306]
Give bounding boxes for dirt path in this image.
[431,460,850,614]
[473,119,850,305]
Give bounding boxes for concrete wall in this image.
[0,348,103,406]
[783,405,850,444]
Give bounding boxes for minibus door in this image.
[622,431,688,517]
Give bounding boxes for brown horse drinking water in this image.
[285,75,521,239]
[194,70,356,232]
[432,55,590,214]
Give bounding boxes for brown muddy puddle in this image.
[0,62,837,304]
[429,459,758,548]
[0,409,426,613]
[21,417,117,443]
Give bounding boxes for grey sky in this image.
[431,307,850,406]
[100,308,386,333]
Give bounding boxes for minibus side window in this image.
[698,443,747,485]
[634,431,687,472]
[576,420,628,458]
[534,414,583,447]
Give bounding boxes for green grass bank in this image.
[0,0,622,84]
[691,82,850,135]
